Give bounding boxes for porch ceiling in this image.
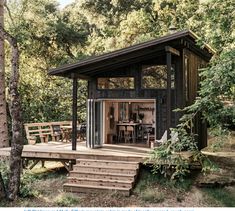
[48,30,215,79]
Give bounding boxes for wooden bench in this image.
[24,121,72,144]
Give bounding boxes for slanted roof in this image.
[48,30,215,79]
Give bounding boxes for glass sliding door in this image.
[87,99,103,148]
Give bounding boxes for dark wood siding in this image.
[183,49,208,149]
[88,60,180,140]
[87,46,209,147]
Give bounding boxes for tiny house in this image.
[49,30,214,150]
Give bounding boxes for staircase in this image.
[63,157,140,196]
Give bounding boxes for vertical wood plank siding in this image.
[183,49,208,149]
[88,48,208,146]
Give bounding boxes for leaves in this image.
[3,1,234,177]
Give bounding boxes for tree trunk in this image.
[0,0,9,148]
[0,172,6,200]
[0,25,23,201]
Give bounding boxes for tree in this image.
[0,20,23,202]
[0,172,6,200]
[0,0,9,148]
[4,0,89,124]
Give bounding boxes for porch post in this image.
[166,51,172,139]
[72,74,78,150]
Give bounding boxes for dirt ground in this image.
[0,164,234,207]
[1,134,235,207]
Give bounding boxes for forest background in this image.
[2,0,234,141]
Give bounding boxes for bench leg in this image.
[51,136,56,142]
[40,136,49,143]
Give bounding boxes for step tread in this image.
[67,177,133,184]
[74,164,138,170]
[76,159,139,164]
[70,170,136,177]
[63,183,131,191]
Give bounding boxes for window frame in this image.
[141,64,175,90]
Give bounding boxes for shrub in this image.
[20,173,39,198]
[0,158,10,187]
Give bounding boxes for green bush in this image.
[20,173,39,198]
[0,159,10,188]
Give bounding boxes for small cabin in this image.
[49,30,214,150]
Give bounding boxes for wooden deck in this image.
[0,141,150,162]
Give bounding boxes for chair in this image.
[125,126,135,143]
[118,126,126,143]
[150,130,168,148]
[51,125,62,141]
[78,122,86,141]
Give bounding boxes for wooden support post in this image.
[72,75,78,151]
[29,160,39,170]
[61,161,73,172]
[166,51,172,139]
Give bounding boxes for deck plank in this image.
[0,141,150,162]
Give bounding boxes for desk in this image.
[116,122,140,143]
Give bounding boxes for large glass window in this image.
[97,77,135,89]
[142,65,175,89]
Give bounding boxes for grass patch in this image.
[55,193,80,207]
[134,166,193,194]
[134,167,160,194]
[202,187,235,207]
[19,168,66,198]
[140,189,165,203]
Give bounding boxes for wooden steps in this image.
[67,177,133,188]
[63,157,140,196]
[69,171,135,181]
[77,154,144,162]
[63,183,131,195]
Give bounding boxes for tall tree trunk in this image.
[0,25,23,201]
[0,0,9,148]
[0,172,6,200]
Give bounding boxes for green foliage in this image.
[19,172,40,198]
[0,159,10,187]
[148,48,234,181]
[199,49,235,128]
[55,193,80,207]
[209,127,231,151]
[4,0,233,129]
[134,168,161,193]
[140,189,165,203]
[203,187,235,207]
[2,0,234,184]
[134,168,193,193]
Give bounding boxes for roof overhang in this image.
[48,30,215,79]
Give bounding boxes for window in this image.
[142,65,175,89]
[97,77,135,89]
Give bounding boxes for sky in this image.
[58,0,74,8]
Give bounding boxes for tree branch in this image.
[4,2,16,28]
